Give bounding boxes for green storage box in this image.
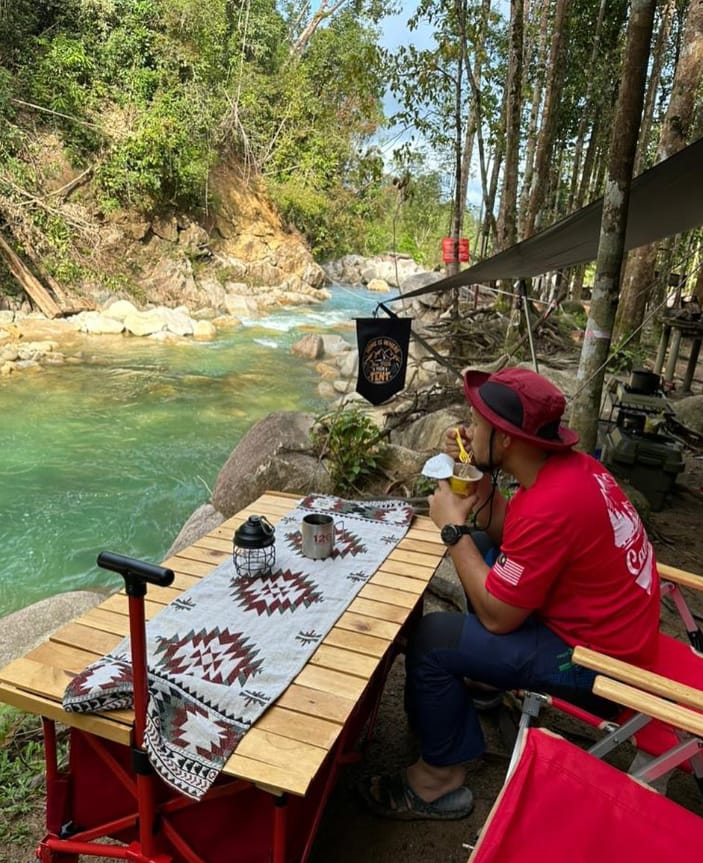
[602,426,685,511]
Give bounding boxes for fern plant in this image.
[312,407,387,495]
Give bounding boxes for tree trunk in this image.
[518,0,550,238]
[496,0,524,252]
[523,0,572,237]
[291,0,350,55]
[634,0,677,174]
[613,0,703,347]
[570,0,657,454]
[447,0,469,281]
[566,0,607,212]
[0,231,61,318]
[457,0,492,224]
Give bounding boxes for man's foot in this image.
[358,771,474,821]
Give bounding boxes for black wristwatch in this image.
[440,524,472,546]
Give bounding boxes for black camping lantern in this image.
[233,515,276,578]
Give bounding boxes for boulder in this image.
[337,350,359,377]
[211,411,334,517]
[320,334,351,356]
[383,444,428,484]
[390,406,466,453]
[193,320,218,340]
[160,307,194,337]
[103,300,139,321]
[673,395,703,434]
[165,503,225,558]
[292,333,323,359]
[399,271,446,310]
[17,340,58,360]
[124,308,167,336]
[152,215,179,242]
[198,278,227,311]
[367,278,391,293]
[224,293,259,316]
[73,311,126,334]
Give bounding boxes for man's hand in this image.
[443,424,471,461]
[428,479,476,529]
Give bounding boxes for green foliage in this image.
[1,0,410,256]
[606,341,648,375]
[97,88,214,210]
[0,707,47,841]
[312,407,387,495]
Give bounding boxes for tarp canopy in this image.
[397,135,703,301]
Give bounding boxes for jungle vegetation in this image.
[0,0,702,439]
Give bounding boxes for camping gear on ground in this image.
[629,368,662,394]
[602,425,684,510]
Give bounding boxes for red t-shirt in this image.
[486,451,660,667]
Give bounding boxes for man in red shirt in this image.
[360,367,660,820]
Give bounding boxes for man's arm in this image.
[446,535,530,634]
[428,480,529,634]
[442,425,507,544]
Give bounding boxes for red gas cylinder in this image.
[441,237,470,263]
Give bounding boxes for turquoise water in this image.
[1,286,394,616]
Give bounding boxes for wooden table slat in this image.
[294,664,367,701]
[358,583,417,609]
[310,644,378,679]
[255,707,341,749]
[274,683,356,724]
[347,596,410,624]
[333,610,402,641]
[369,570,426,595]
[0,684,132,745]
[322,627,388,658]
[51,622,123,655]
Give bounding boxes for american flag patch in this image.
[494,553,524,586]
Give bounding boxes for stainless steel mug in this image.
[301,513,335,559]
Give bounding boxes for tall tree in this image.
[613,0,703,346]
[570,0,657,454]
[522,0,572,237]
[387,0,505,268]
[495,0,524,252]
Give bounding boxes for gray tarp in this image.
[396,136,703,301]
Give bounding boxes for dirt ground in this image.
[307,440,703,863]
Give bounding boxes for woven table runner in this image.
[63,494,414,799]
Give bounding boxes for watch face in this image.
[441,524,459,545]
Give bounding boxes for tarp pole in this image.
[519,281,539,372]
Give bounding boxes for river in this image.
[1,285,393,617]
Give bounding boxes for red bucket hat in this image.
[463,367,579,451]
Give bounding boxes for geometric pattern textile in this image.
[63,494,414,800]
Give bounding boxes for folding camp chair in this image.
[469,725,703,863]
[512,562,703,790]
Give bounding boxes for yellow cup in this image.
[448,464,483,496]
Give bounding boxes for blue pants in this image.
[404,611,616,767]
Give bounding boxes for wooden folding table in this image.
[0,491,447,863]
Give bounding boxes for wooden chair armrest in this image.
[592,676,703,738]
[572,645,703,712]
[658,562,703,592]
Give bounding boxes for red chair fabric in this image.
[632,632,703,760]
[470,728,703,863]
